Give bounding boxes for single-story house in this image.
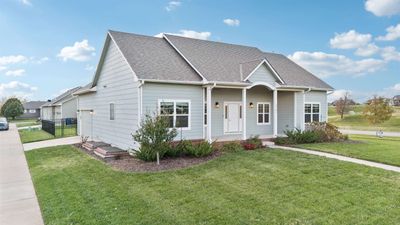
[75,30,333,151]
[41,86,81,121]
[393,95,400,106]
[18,101,47,119]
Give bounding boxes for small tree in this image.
[1,98,24,119]
[335,91,352,119]
[363,96,393,125]
[132,114,177,161]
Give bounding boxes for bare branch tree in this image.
[335,91,352,119]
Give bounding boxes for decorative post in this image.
[242,88,247,140]
[206,86,212,143]
[273,89,278,137]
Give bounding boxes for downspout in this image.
[138,80,145,128]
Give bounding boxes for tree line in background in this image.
[332,93,394,127]
[0,97,24,119]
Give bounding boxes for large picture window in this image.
[304,103,320,123]
[257,102,270,125]
[159,100,190,129]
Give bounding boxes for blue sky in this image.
[0,0,399,102]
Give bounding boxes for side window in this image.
[110,103,115,120]
[304,103,320,123]
[257,102,270,125]
[159,100,190,129]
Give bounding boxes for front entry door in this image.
[224,103,242,133]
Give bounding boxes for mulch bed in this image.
[73,144,223,172]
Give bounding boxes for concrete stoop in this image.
[94,145,130,159]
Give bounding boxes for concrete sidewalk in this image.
[271,145,400,173]
[0,124,44,225]
[339,129,400,137]
[23,136,81,151]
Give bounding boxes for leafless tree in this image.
[335,91,352,119]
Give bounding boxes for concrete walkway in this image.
[0,124,44,225]
[271,145,400,173]
[339,129,400,137]
[18,125,41,130]
[23,136,81,151]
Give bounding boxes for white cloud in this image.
[0,81,37,99]
[355,43,380,56]
[0,55,28,66]
[376,23,400,41]
[155,30,211,40]
[20,0,32,6]
[365,0,400,16]
[390,83,400,91]
[85,64,94,71]
[288,51,386,78]
[0,66,6,71]
[57,39,95,62]
[381,46,400,61]
[165,1,181,11]
[328,89,352,102]
[223,18,240,26]
[330,30,372,49]
[5,69,25,77]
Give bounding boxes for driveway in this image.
[339,129,400,137]
[0,124,44,225]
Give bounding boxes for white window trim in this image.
[109,102,115,121]
[158,99,191,130]
[256,102,271,125]
[304,102,321,123]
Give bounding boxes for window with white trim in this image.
[110,103,115,120]
[304,103,320,123]
[29,109,36,113]
[159,100,190,129]
[257,102,270,124]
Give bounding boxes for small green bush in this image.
[167,140,193,157]
[283,128,321,144]
[187,141,214,157]
[133,114,177,161]
[221,142,244,152]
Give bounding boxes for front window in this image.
[257,102,270,125]
[29,109,36,113]
[304,103,320,123]
[160,100,190,129]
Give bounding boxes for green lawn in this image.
[328,106,400,132]
[16,121,41,128]
[26,145,400,225]
[18,126,77,143]
[297,135,400,166]
[19,129,55,143]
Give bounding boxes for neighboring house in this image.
[75,30,333,150]
[393,95,400,106]
[18,101,47,119]
[41,87,81,121]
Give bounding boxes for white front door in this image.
[224,102,242,133]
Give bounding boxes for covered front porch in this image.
[204,83,304,142]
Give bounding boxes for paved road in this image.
[339,129,400,137]
[0,124,44,225]
[272,145,400,173]
[23,136,81,151]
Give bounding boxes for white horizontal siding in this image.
[77,40,139,150]
[248,64,277,86]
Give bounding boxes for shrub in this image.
[284,128,321,144]
[308,122,347,142]
[187,141,214,157]
[132,114,177,161]
[274,136,290,145]
[246,135,263,148]
[243,143,257,150]
[167,140,193,157]
[221,142,244,152]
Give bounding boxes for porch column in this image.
[273,89,278,137]
[242,88,247,140]
[206,86,212,143]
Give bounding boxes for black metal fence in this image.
[41,118,77,137]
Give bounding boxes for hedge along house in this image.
[75,30,333,151]
[41,86,81,121]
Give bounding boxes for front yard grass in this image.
[19,129,55,143]
[26,145,400,225]
[296,135,400,166]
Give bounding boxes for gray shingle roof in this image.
[103,30,333,90]
[109,31,202,82]
[43,86,81,107]
[23,101,47,109]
